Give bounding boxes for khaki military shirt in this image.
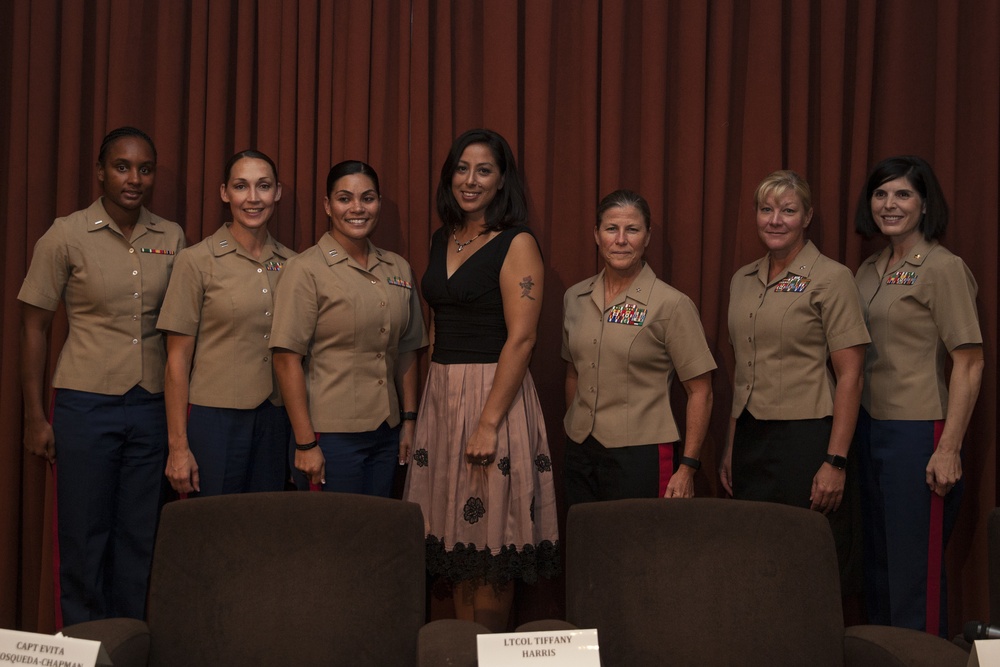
[728,240,870,420]
[269,233,428,432]
[562,263,717,447]
[157,223,296,408]
[18,198,186,394]
[855,239,981,420]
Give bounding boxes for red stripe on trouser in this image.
[50,390,63,629]
[925,420,945,634]
[52,463,62,629]
[657,443,675,497]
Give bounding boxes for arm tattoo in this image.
[519,275,536,300]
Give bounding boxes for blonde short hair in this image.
[753,170,812,212]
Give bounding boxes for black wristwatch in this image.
[680,456,701,471]
[824,454,848,470]
[401,411,418,421]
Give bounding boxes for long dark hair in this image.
[435,128,527,233]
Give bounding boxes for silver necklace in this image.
[452,230,484,252]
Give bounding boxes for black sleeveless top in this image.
[422,225,535,364]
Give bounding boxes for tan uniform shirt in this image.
[269,233,428,432]
[562,263,717,448]
[728,240,870,420]
[855,239,981,420]
[157,223,296,408]
[18,198,186,394]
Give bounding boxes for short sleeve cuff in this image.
[17,282,60,311]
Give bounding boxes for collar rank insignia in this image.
[328,249,338,257]
[265,261,283,271]
[885,271,917,285]
[387,276,412,289]
[219,239,229,248]
[608,303,646,326]
[140,248,175,255]
[774,276,809,292]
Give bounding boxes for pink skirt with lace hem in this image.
[402,362,560,584]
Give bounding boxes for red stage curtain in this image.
[1,0,996,634]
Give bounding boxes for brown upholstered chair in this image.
[63,492,426,667]
[954,506,1000,650]
[419,498,968,667]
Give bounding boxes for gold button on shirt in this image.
[728,240,870,420]
[268,233,428,433]
[18,198,186,394]
[562,263,717,447]
[855,239,981,420]
[157,223,296,408]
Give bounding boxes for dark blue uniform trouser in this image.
[291,421,399,497]
[186,401,290,496]
[52,386,167,625]
[856,408,962,636]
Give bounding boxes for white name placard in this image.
[477,628,600,666]
[0,628,103,667]
[968,639,1000,667]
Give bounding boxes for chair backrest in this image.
[566,498,845,667]
[147,492,425,667]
